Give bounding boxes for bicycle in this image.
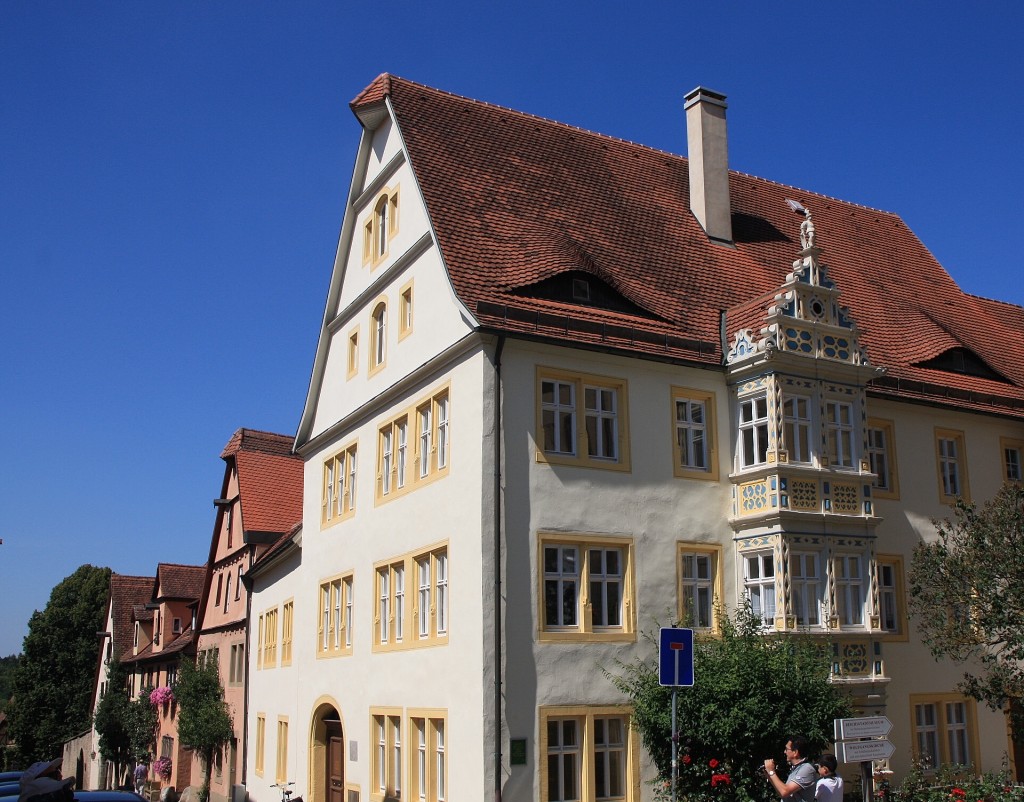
[271,782,303,802]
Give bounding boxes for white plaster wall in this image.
[498,340,734,799]
[287,348,493,800]
[246,555,303,802]
[312,127,475,440]
[867,397,1024,777]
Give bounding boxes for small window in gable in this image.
[370,301,387,373]
[347,327,359,380]
[399,281,413,339]
[362,187,400,267]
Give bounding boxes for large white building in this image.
[244,75,1024,802]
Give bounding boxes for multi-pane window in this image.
[867,419,899,498]
[281,600,294,666]
[911,696,977,770]
[363,188,399,265]
[935,429,970,503]
[541,379,576,456]
[396,419,409,489]
[673,388,717,480]
[825,400,855,468]
[679,547,718,630]
[399,281,414,339]
[878,557,902,635]
[1001,438,1023,483]
[380,426,394,496]
[371,712,402,800]
[347,328,359,379]
[540,536,634,640]
[738,394,769,468]
[588,548,622,629]
[255,714,266,776]
[584,385,618,460]
[547,718,580,802]
[379,389,452,502]
[783,396,812,463]
[263,607,279,668]
[371,302,387,370]
[375,546,448,651]
[541,707,634,802]
[789,552,822,627]
[376,198,389,257]
[322,443,358,525]
[318,575,352,657]
[744,552,776,627]
[228,643,245,685]
[416,389,450,480]
[538,369,630,470]
[376,564,395,645]
[834,554,865,626]
[276,718,289,784]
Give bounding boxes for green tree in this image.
[609,606,851,802]
[8,564,111,764]
[908,482,1024,740]
[175,657,232,802]
[0,654,20,712]
[94,662,158,785]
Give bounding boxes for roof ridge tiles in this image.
[380,74,689,162]
[732,169,901,217]
[966,292,1024,311]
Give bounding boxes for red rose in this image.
[682,755,692,765]
[711,773,731,787]
[709,758,719,769]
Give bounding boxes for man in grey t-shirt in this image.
[763,735,817,802]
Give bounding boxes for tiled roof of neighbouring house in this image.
[109,574,153,657]
[221,428,303,534]
[351,74,1024,418]
[155,562,206,600]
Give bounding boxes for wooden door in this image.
[326,721,344,802]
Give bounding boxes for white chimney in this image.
[684,86,732,243]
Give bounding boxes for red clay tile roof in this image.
[220,428,303,534]
[351,76,1024,418]
[156,563,206,601]
[109,574,153,658]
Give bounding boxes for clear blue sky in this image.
[2,2,1022,655]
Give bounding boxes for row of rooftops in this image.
[102,429,303,667]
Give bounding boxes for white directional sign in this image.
[836,738,895,763]
[834,715,893,741]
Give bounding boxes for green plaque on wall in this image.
[510,738,527,765]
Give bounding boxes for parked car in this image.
[74,793,147,802]
[0,774,22,784]
[0,781,21,797]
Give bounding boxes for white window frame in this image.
[783,395,813,464]
[789,551,822,627]
[825,399,855,468]
[738,394,769,468]
[834,553,866,627]
[744,551,776,627]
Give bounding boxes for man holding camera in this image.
[763,735,817,801]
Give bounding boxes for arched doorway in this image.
[309,702,344,802]
[76,750,85,789]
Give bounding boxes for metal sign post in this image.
[833,716,894,802]
[659,628,694,802]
